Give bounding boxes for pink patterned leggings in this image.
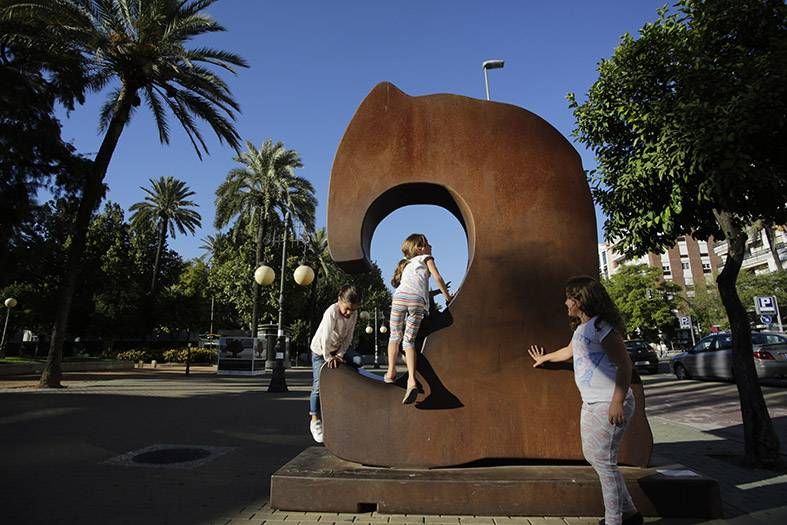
[580,393,637,525]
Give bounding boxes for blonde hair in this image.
[391,233,429,288]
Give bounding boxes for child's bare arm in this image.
[601,331,632,425]
[425,258,453,303]
[528,343,573,367]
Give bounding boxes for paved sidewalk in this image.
[1,368,785,524]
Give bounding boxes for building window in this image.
[681,262,690,270]
[703,262,711,273]
[662,264,671,276]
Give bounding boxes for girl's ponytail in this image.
[391,258,409,288]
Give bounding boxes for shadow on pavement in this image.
[0,370,315,525]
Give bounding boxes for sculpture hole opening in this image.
[371,205,469,304]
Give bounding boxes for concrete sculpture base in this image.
[270,448,722,518]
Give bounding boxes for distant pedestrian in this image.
[308,284,361,443]
[528,276,642,525]
[385,233,453,404]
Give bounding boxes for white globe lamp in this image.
[4,298,17,308]
[365,325,373,334]
[380,325,388,334]
[254,265,275,286]
[293,264,315,286]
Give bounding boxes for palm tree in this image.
[199,232,226,263]
[2,0,247,387]
[215,139,317,337]
[130,176,201,294]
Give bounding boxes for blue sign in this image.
[760,314,773,325]
[755,296,777,314]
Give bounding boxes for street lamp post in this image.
[362,307,387,367]
[254,210,314,392]
[1,297,18,358]
[268,209,292,393]
[482,59,505,100]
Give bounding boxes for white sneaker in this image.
[310,419,324,443]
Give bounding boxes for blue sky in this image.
[56,0,670,301]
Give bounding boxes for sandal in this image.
[402,385,418,404]
[383,374,395,384]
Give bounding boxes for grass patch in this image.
[0,357,42,365]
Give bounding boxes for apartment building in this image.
[713,226,787,274]
[599,236,721,291]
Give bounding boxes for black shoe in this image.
[624,512,643,525]
[598,512,643,525]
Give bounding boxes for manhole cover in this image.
[132,447,211,464]
[104,444,234,469]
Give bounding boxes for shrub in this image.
[162,347,217,364]
[115,350,148,362]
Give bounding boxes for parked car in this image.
[624,339,660,374]
[671,331,787,381]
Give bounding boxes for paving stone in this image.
[261,521,291,525]
[526,519,567,525]
[388,516,421,523]
[562,518,599,525]
[250,514,281,521]
[458,519,495,525]
[297,521,322,525]
[227,519,265,525]
[425,518,460,524]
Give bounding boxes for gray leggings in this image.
[580,394,637,525]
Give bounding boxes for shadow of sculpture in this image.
[319,81,653,468]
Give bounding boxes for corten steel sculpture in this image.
[322,82,653,468]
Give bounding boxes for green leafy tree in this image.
[737,270,787,323]
[0,8,86,267]
[1,0,247,387]
[568,0,787,464]
[687,285,729,333]
[159,258,212,338]
[130,176,201,294]
[603,265,681,341]
[214,139,317,336]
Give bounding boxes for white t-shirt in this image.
[310,303,357,359]
[396,254,432,305]
[571,316,625,403]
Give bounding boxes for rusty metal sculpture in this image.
[321,82,653,468]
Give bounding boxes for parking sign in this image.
[678,315,691,329]
[755,296,777,314]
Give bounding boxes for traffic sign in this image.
[755,296,777,314]
[678,315,691,329]
[760,315,773,325]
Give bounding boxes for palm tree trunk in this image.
[39,90,134,388]
[150,219,168,295]
[250,209,267,338]
[714,210,781,466]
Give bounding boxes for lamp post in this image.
[253,210,314,392]
[362,307,387,367]
[482,59,505,100]
[1,297,18,358]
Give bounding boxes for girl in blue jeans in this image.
[529,276,642,525]
[308,285,361,443]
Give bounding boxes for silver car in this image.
[671,331,787,380]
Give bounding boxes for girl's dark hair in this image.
[565,275,625,334]
[338,284,361,305]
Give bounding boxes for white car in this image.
[671,331,787,380]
